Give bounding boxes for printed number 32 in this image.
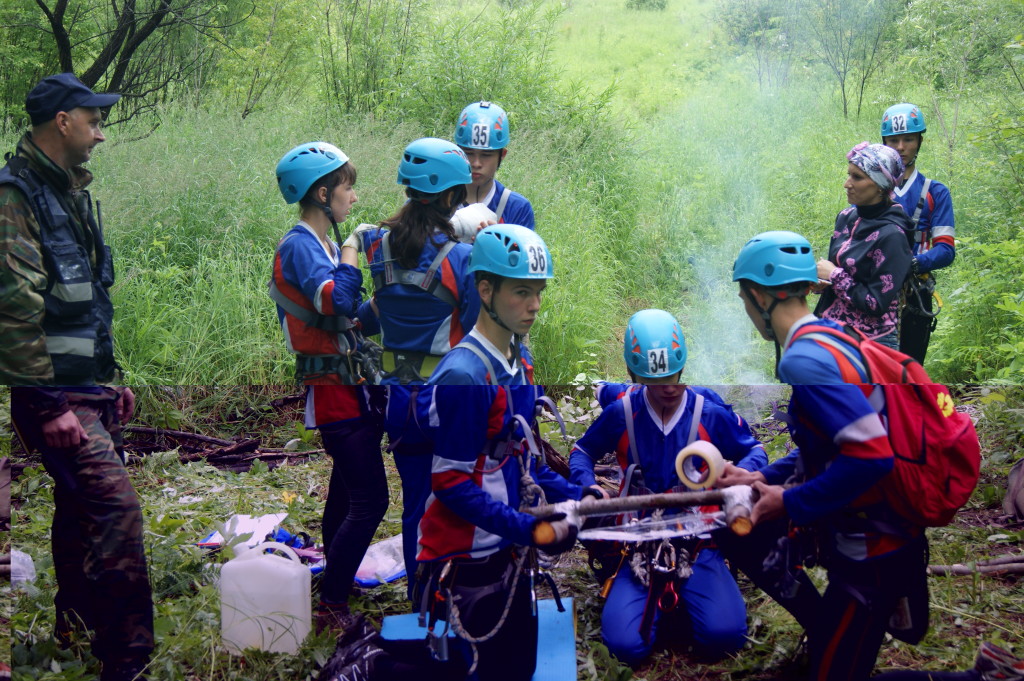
[648,348,667,374]
[472,124,490,147]
[891,114,907,133]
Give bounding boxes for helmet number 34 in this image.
[890,114,908,134]
[472,124,490,147]
[647,348,668,375]
[527,244,547,274]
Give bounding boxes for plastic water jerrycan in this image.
[220,541,311,654]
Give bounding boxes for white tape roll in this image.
[675,440,725,490]
[450,203,497,243]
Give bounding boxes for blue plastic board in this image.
[380,598,576,681]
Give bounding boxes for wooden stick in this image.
[977,553,1024,567]
[528,486,756,535]
[126,426,233,447]
[928,563,1024,576]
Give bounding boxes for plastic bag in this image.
[354,534,406,587]
[11,549,36,586]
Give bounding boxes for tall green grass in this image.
[2,0,1020,384]
[0,98,681,384]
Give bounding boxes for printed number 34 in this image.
[647,348,667,374]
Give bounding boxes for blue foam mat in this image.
[381,597,576,681]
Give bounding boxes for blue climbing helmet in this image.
[276,142,349,204]
[454,101,510,150]
[469,224,553,279]
[623,309,687,379]
[397,137,471,194]
[733,231,816,288]
[881,103,926,138]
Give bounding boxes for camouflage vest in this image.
[0,155,116,384]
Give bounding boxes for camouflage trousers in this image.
[13,389,154,666]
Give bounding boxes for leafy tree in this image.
[3,0,249,125]
[716,0,797,90]
[797,0,899,118]
[314,0,423,115]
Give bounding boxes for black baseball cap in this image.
[25,73,121,126]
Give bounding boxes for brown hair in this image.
[379,184,467,269]
[298,162,358,212]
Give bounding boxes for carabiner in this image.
[658,580,679,612]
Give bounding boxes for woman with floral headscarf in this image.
[814,142,914,348]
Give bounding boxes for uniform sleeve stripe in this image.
[839,434,893,460]
[432,468,472,491]
[314,280,334,315]
[833,412,888,446]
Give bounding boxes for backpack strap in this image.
[909,177,932,237]
[372,233,459,308]
[686,392,705,446]
[790,324,870,383]
[494,187,511,223]
[452,340,500,385]
[623,391,641,469]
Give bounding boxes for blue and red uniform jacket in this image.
[427,329,536,385]
[893,169,955,273]
[763,317,920,560]
[271,222,372,428]
[569,386,766,494]
[356,227,479,359]
[461,179,535,231]
[416,386,583,561]
[272,222,364,357]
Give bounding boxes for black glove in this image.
[580,486,605,501]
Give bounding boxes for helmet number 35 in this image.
[472,124,490,147]
[527,244,547,274]
[890,114,908,134]
[647,348,668,375]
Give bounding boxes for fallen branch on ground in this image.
[929,562,1024,576]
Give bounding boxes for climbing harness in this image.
[417,389,567,673]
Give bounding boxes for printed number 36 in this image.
[648,348,667,374]
[472,124,490,147]
[527,245,546,274]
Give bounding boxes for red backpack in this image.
[790,324,981,527]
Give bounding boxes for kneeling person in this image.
[569,309,767,665]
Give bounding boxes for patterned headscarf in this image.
[846,141,905,196]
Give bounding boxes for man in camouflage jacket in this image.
[5,74,154,681]
[0,73,119,385]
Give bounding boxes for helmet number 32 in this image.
[647,348,668,375]
[527,244,547,274]
[890,114,908,134]
[472,124,490,147]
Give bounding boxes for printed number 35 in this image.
[472,124,490,147]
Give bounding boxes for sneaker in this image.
[324,645,386,681]
[975,642,1024,681]
[321,616,387,681]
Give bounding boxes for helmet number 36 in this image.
[472,124,490,147]
[890,114,908,134]
[527,244,547,274]
[647,348,668,375]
